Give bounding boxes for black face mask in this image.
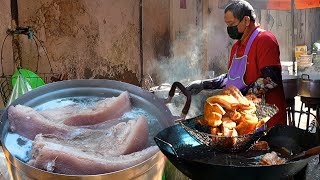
[227,24,243,40]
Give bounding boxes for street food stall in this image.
[0,1,320,180]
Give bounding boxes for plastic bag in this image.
[7,74,32,106]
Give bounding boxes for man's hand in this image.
[186,74,228,95]
[186,80,203,95]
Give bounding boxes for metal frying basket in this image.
[180,103,279,153]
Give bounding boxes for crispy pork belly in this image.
[32,116,149,156]
[28,144,159,175]
[8,105,71,140]
[260,151,286,165]
[42,91,131,126]
[251,141,270,151]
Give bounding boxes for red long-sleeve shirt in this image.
[228,26,286,127]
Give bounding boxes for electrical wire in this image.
[1,28,54,76]
[32,35,41,73]
[32,34,54,73]
[0,28,56,105]
[0,33,10,76]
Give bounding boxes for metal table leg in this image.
[298,102,304,128]
[291,99,295,126]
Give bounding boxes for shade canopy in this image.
[249,0,320,10]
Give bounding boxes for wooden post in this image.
[291,0,296,75]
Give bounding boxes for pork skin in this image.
[63,91,131,126]
[29,144,159,175]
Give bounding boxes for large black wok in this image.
[154,121,320,180]
[0,79,178,180]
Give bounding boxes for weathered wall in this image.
[150,0,208,84]
[17,0,141,84]
[260,8,320,62]
[142,0,171,81]
[7,0,320,88]
[260,10,292,63]
[17,0,138,85]
[207,0,232,76]
[0,0,14,107]
[16,0,171,86]
[259,8,320,75]
[0,0,13,75]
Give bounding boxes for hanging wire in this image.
[0,33,12,105]
[32,34,41,73]
[32,34,54,73]
[0,34,10,76]
[0,28,59,105]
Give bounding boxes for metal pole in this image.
[11,0,19,27]
[291,0,296,75]
[10,0,22,71]
[139,0,144,87]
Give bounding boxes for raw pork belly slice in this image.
[62,91,131,126]
[39,104,81,124]
[28,116,153,175]
[8,105,71,140]
[8,91,132,139]
[78,118,121,130]
[32,116,149,156]
[28,144,159,175]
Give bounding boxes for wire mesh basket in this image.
[0,72,58,105]
[180,103,279,153]
[0,30,60,106]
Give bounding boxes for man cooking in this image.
[186,0,286,128]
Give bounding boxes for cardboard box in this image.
[295,45,307,57]
[297,55,312,65]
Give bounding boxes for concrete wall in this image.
[258,8,320,76]
[207,0,233,76]
[260,8,320,62]
[150,0,208,84]
[17,0,140,85]
[142,0,171,82]
[13,0,320,85]
[0,0,14,107]
[260,10,293,63]
[16,0,171,86]
[0,0,13,74]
